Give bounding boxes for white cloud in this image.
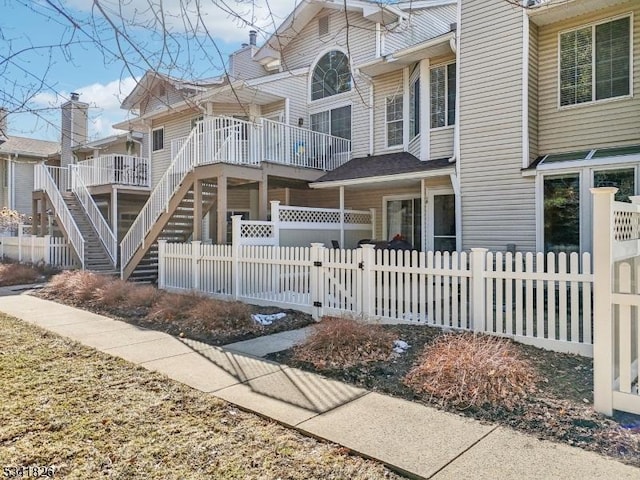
[32,77,139,140]
[65,0,295,44]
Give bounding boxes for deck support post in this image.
[216,175,227,244]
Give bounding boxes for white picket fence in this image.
[592,188,640,416]
[0,233,77,268]
[158,240,593,356]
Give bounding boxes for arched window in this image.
[311,50,351,101]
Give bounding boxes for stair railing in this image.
[34,164,85,269]
[69,165,118,267]
[120,117,237,276]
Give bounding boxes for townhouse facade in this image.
[30,0,640,281]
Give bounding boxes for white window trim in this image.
[151,126,164,152]
[535,159,640,253]
[385,94,404,150]
[426,187,455,252]
[429,60,456,130]
[309,104,353,140]
[382,193,421,244]
[556,12,634,110]
[308,46,353,104]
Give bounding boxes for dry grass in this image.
[187,297,253,332]
[403,333,538,410]
[0,262,41,286]
[43,270,111,304]
[146,291,200,323]
[0,315,400,479]
[293,316,395,369]
[94,278,130,306]
[125,284,160,309]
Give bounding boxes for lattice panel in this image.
[280,209,340,224]
[614,210,640,241]
[344,212,371,225]
[241,223,275,239]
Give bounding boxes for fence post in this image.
[591,187,617,416]
[310,243,324,320]
[369,208,376,240]
[157,240,167,290]
[191,240,201,291]
[44,235,51,265]
[360,244,375,318]
[232,215,242,300]
[18,224,23,262]
[470,248,488,332]
[271,201,280,246]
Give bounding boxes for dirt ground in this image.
[267,324,640,468]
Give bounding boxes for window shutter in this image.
[447,63,456,126]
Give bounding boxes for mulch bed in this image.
[267,324,640,468]
[34,289,315,346]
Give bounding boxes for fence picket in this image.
[547,252,556,340]
[486,252,495,333]
[618,262,632,394]
[570,253,580,342]
[505,252,513,335]
[558,253,568,342]
[514,253,523,336]
[525,253,534,337]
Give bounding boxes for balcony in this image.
[170,117,351,172]
[77,154,150,188]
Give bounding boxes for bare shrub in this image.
[186,297,253,332]
[125,284,161,310]
[147,292,199,323]
[403,333,538,410]
[293,316,395,369]
[0,262,40,286]
[94,279,130,308]
[43,270,112,304]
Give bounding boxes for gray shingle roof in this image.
[314,152,452,183]
[0,135,59,157]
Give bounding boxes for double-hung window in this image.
[386,95,403,148]
[559,16,631,107]
[152,127,164,152]
[409,73,420,139]
[430,63,456,129]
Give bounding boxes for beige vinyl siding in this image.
[150,111,195,188]
[430,127,454,159]
[537,4,640,153]
[141,83,186,115]
[408,134,421,157]
[385,5,457,53]
[13,161,35,214]
[282,10,376,71]
[261,101,285,118]
[229,46,267,80]
[459,0,536,252]
[373,71,404,154]
[258,75,308,128]
[528,21,539,163]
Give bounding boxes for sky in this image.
[0,0,298,142]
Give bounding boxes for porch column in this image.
[421,178,426,252]
[340,186,345,248]
[258,173,268,220]
[40,196,47,237]
[216,175,227,244]
[193,179,202,241]
[32,197,38,237]
[111,187,118,241]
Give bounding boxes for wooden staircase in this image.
[62,192,117,274]
[126,178,217,282]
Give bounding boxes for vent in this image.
[319,16,329,37]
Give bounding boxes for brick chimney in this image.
[60,92,88,167]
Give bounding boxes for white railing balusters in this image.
[77,155,150,188]
[69,165,118,266]
[34,164,85,269]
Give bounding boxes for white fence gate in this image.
[159,240,594,356]
[592,187,640,416]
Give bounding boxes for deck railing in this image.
[77,155,150,188]
[34,164,85,268]
[70,165,117,266]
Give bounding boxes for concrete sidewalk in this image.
[0,291,637,479]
